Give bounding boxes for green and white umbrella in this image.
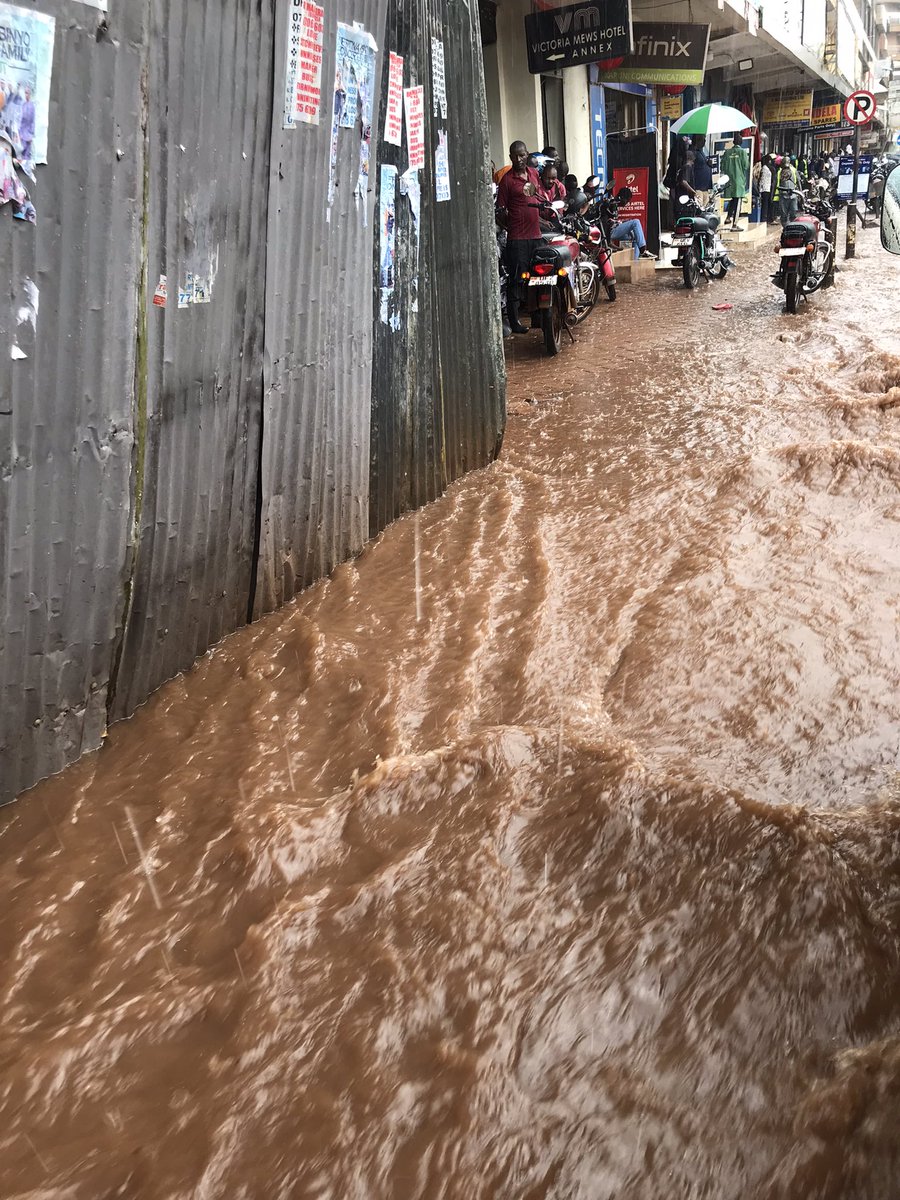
[670,104,757,136]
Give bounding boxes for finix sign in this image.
[594,22,710,85]
[525,0,633,75]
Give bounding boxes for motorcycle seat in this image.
[785,217,819,238]
[532,242,572,269]
[678,216,709,233]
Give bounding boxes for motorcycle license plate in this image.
[670,236,693,246]
[528,275,557,286]
[779,248,805,257]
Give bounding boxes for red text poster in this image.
[612,167,650,239]
[384,52,404,146]
[404,85,426,171]
[294,1,324,125]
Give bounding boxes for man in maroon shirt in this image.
[496,141,543,333]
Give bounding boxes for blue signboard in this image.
[590,81,607,185]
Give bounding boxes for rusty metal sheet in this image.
[0,1,145,803]
[368,0,506,536]
[110,0,274,718]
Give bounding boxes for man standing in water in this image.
[496,141,542,334]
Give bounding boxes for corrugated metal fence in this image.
[0,0,505,803]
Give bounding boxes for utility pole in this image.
[845,124,860,259]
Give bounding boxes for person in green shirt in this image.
[721,132,750,231]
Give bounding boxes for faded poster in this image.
[400,167,421,313]
[404,84,425,172]
[384,51,403,147]
[328,21,378,222]
[435,129,451,202]
[0,134,34,222]
[0,3,55,173]
[74,0,108,9]
[431,38,447,119]
[379,164,398,329]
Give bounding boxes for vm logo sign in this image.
[554,6,602,33]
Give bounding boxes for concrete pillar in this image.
[494,0,542,156]
[563,65,592,180]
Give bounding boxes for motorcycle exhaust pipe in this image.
[564,311,578,327]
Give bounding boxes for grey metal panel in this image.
[368,0,506,536]
[257,0,388,613]
[0,2,145,803]
[111,0,274,717]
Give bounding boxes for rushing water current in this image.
[2,231,900,1199]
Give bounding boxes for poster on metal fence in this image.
[328,21,378,221]
[431,38,446,119]
[400,167,421,313]
[283,0,324,128]
[435,129,451,202]
[404,84,425,172]
[0,3,55,173]
[384,51,403,146]
[379,164,398,329]
[74,0,107,9]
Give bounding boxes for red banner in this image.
[612,167,650,240]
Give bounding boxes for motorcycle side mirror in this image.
[551,200,566,212]
[881,165,900,255]
[714,173,730,186]
[678,194,690,204]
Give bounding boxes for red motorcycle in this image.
[516,202,584,356]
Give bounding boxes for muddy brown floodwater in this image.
[3,230,900,1200]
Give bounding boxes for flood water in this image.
[3,229,900,1199]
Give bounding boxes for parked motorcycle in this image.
[515,201,582,356]
[670,178,732,289]
[560,191,609,313]
[772,187,835,314]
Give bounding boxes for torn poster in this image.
[384,51,403,147]
[328,21,378,222]
[10,274,37,359]
[404,85,425,172]
[0,134,34,222]
[152,275,167,308]
[74,0,108,9]
[379,164,398,329]
[283,0,324,129]
[0,4,55,175]
[400,167,421,314]
[431,39,447,120]
[435,130,451,202]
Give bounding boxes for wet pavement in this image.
[2,225,900,1199]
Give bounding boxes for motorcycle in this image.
[559,191,609,313]
[515,201,583,356]
[581,185,629,302]
[669,178,733,289]
[772,187,835,314]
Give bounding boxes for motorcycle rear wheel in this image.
[543,301,563,356]
[784,269,799,314]
[682,248,700,289]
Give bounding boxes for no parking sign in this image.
[844,90,877,126]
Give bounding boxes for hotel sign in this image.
[525,0,633,75]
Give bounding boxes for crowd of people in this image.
[493,141,655,335]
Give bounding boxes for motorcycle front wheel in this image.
[682,248,700,289]
[543,300,563,355]
[707,257,728,279]
[574,263,599,323]
[604,281,617,302]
